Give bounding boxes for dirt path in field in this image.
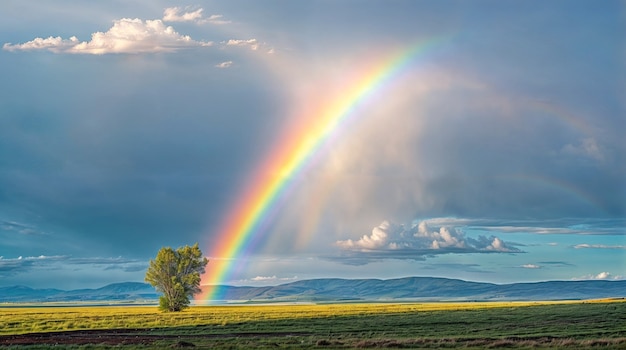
[2,330,625,348]
[1,329,170,346]
[0,329,311,346]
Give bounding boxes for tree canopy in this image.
[145,243,208,312]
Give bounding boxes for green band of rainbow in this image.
[198,37,449,302]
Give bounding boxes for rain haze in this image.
[0,0,624,290]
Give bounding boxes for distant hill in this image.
[211,277,626,302]
[1,278,625,303]
[0,282,158,303]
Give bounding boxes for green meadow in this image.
[1,300,625,349]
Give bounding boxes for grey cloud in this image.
[325,250,428,266]
[67,257,143,265]
[0,255,67,276]
[0,0,623,287]
[0,26,283,258]
[1,220,46,236]
[572,244,626,250]
[538,261,576,268]
[259,56,623,257]
[417,218,626,236]
[103,263,148,273]
[0,255,145,278]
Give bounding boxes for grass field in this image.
[1,299,625,348]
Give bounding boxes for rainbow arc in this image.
[197,37,449,302]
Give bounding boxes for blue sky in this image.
[0,0,624,290]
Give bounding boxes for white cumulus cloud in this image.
[574,271,623,280]
[224,39,259,50]
[3,18,212,54]
[163,7,204,22]
[336,221,392,250]
[2,36,77,52]
[203,14,232,25]
[333,219,520,264]
[163,7,231,25]
[595,272,611,279]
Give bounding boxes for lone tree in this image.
[145,243,208,312]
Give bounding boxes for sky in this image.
[0,0,624,290]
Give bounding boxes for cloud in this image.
[202,15,232,25]
[103,263,147,273]
[0,255,67,276]
[251,275,298,282]
[2,36,77,52]
[425,217,625,236]
[520,264,541,269]
[336,221,392,250]
[231,275,299,285]
[574,272,623,280]
[561,137,604,161]
[3,18,212,54]
[224,39,259,50]
[333,220,521,264]
[538,261,575,267]
[0,255,145,277]
[215,60,233,68]
[573,244,626,249]
[220,38,274,54]
[1,220,46,236]
[163,7,231,25]
[595,272,611,279]
[163,7,204,22]
[251,275,279,281]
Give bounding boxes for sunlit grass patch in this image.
[1,299,624,348]
[0,300,621,336]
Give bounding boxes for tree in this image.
[145,243,208,312]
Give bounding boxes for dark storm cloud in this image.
[411,92,624,219]
[259,2,624,254]
[0,30,284,258]
[0,0,623,287]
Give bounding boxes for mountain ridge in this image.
[0,282,157,303]
[1,278,625,303]
[210,277,626,302]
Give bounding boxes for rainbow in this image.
[198,37,449,302]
